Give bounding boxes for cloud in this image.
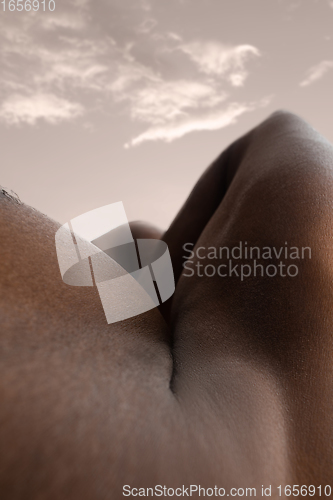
[168,32,183,42]
[300,60,333,87]
[127,80,228,124]
[136,18,157,34]
[0,0,264,144]
[126,98,270,147]
[178,42,261,85]
[0,94,83,125]
[40,12,87,31]
[117,40,265,146]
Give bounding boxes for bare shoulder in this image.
[0,191,177,499]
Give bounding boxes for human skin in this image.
[0,111,333,499]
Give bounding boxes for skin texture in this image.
[0,111,333,498]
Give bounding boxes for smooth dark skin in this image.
[0,111,333,499]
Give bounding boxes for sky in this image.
[1,0,333,229]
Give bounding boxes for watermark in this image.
[1,0,55,11]
[55,202,175,324]
[123,484,332,497]
[123,484,256,497]
[182,242,311,280]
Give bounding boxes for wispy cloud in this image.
[127,80,228,124]
[0,0,266,145]
[126,98,271,147]
[178,42,260,86]
[300,60,333,87]
[0,94,83,125]
[119,40,264,145]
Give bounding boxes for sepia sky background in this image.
[1,0,333,228]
